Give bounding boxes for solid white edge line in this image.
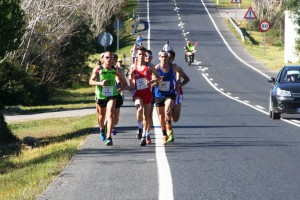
[147,0,174,199]
[200,0,270,79]
[202,74,300,127]
[200,0,300,128]
[153,110,174,200]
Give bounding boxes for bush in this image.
[0,60,37,107]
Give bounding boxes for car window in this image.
[281,69,300,83]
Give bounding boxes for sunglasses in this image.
[105,56,111,59]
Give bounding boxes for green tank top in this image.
[95,68,118,99]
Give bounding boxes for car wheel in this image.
[271,110,281,120]
[269,95,281,119]
[268,96,273,118]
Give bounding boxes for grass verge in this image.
[1,1,137,199]
[226,19,284,71]
[213,0,285,71]
[0,114,96,199]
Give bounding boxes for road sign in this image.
[244,7,257,19]
[259,20,271,32]
[231,0,242,3]
[97,32,113,48]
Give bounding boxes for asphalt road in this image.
[38,0,300,199]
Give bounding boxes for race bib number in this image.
[102,86,113,96]
[159,81,170,91]
[136,78,148,90]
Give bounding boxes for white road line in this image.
[200,0,300,128]
[200,0,270,79]
[255,105,265,110]
[203,73,269,115]
[147,0,174,199]
[153,110,174,200]
[291,120,300,124]
[202,74,300,127]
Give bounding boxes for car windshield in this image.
[280,68,300,83]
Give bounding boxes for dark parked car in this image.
[268,65,300,119]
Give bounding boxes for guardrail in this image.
[228,17,245,42]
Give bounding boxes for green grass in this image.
[2,0,287,199]
[0,1,137,199]
[0,114,96,200]
[212,0,287,71]
[4,87,96,114]
[225,17,285,71]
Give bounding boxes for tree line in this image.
[0,0,126,143]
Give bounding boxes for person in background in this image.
[185,40,196,62]
[136,34,143,46]
[162,40,172,52]
[130,43,137,65]
[145,49,155,144]
[110,54,128,136]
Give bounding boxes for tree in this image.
[0,0,25,58]
[0,0,25,143]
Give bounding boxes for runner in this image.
[129,46,160,146]
[162,40,172,52]
[111,54,128,136]
[154,50,186,144]
[167,50,190,122]
[145,49,155,144]
[130,43,137,64]
[89,51,127,146]
[136,34,143,46]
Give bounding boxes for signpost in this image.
[259,20,271,54]
[244,7,257,35]
[113,18,123,53]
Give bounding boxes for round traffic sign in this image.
[259,20,270,32]
[97,32,113,48]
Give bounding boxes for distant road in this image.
[4,107,95,123]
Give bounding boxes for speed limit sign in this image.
[259,20,270,32]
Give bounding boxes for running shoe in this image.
[99,130,106,141]
[106,137,113,146]
[140,137,146,146]
[166,124,173,136]
[166,134,174,143]
[136,128,143,139]
[112,129,117,136]
[146,136,151,145]
[162,135,168,145]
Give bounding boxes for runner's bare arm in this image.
[116,68,128,92]
[89,66,103,86]
[128,64,135,91]
[149,65,161,86]
[174,65,190,87]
